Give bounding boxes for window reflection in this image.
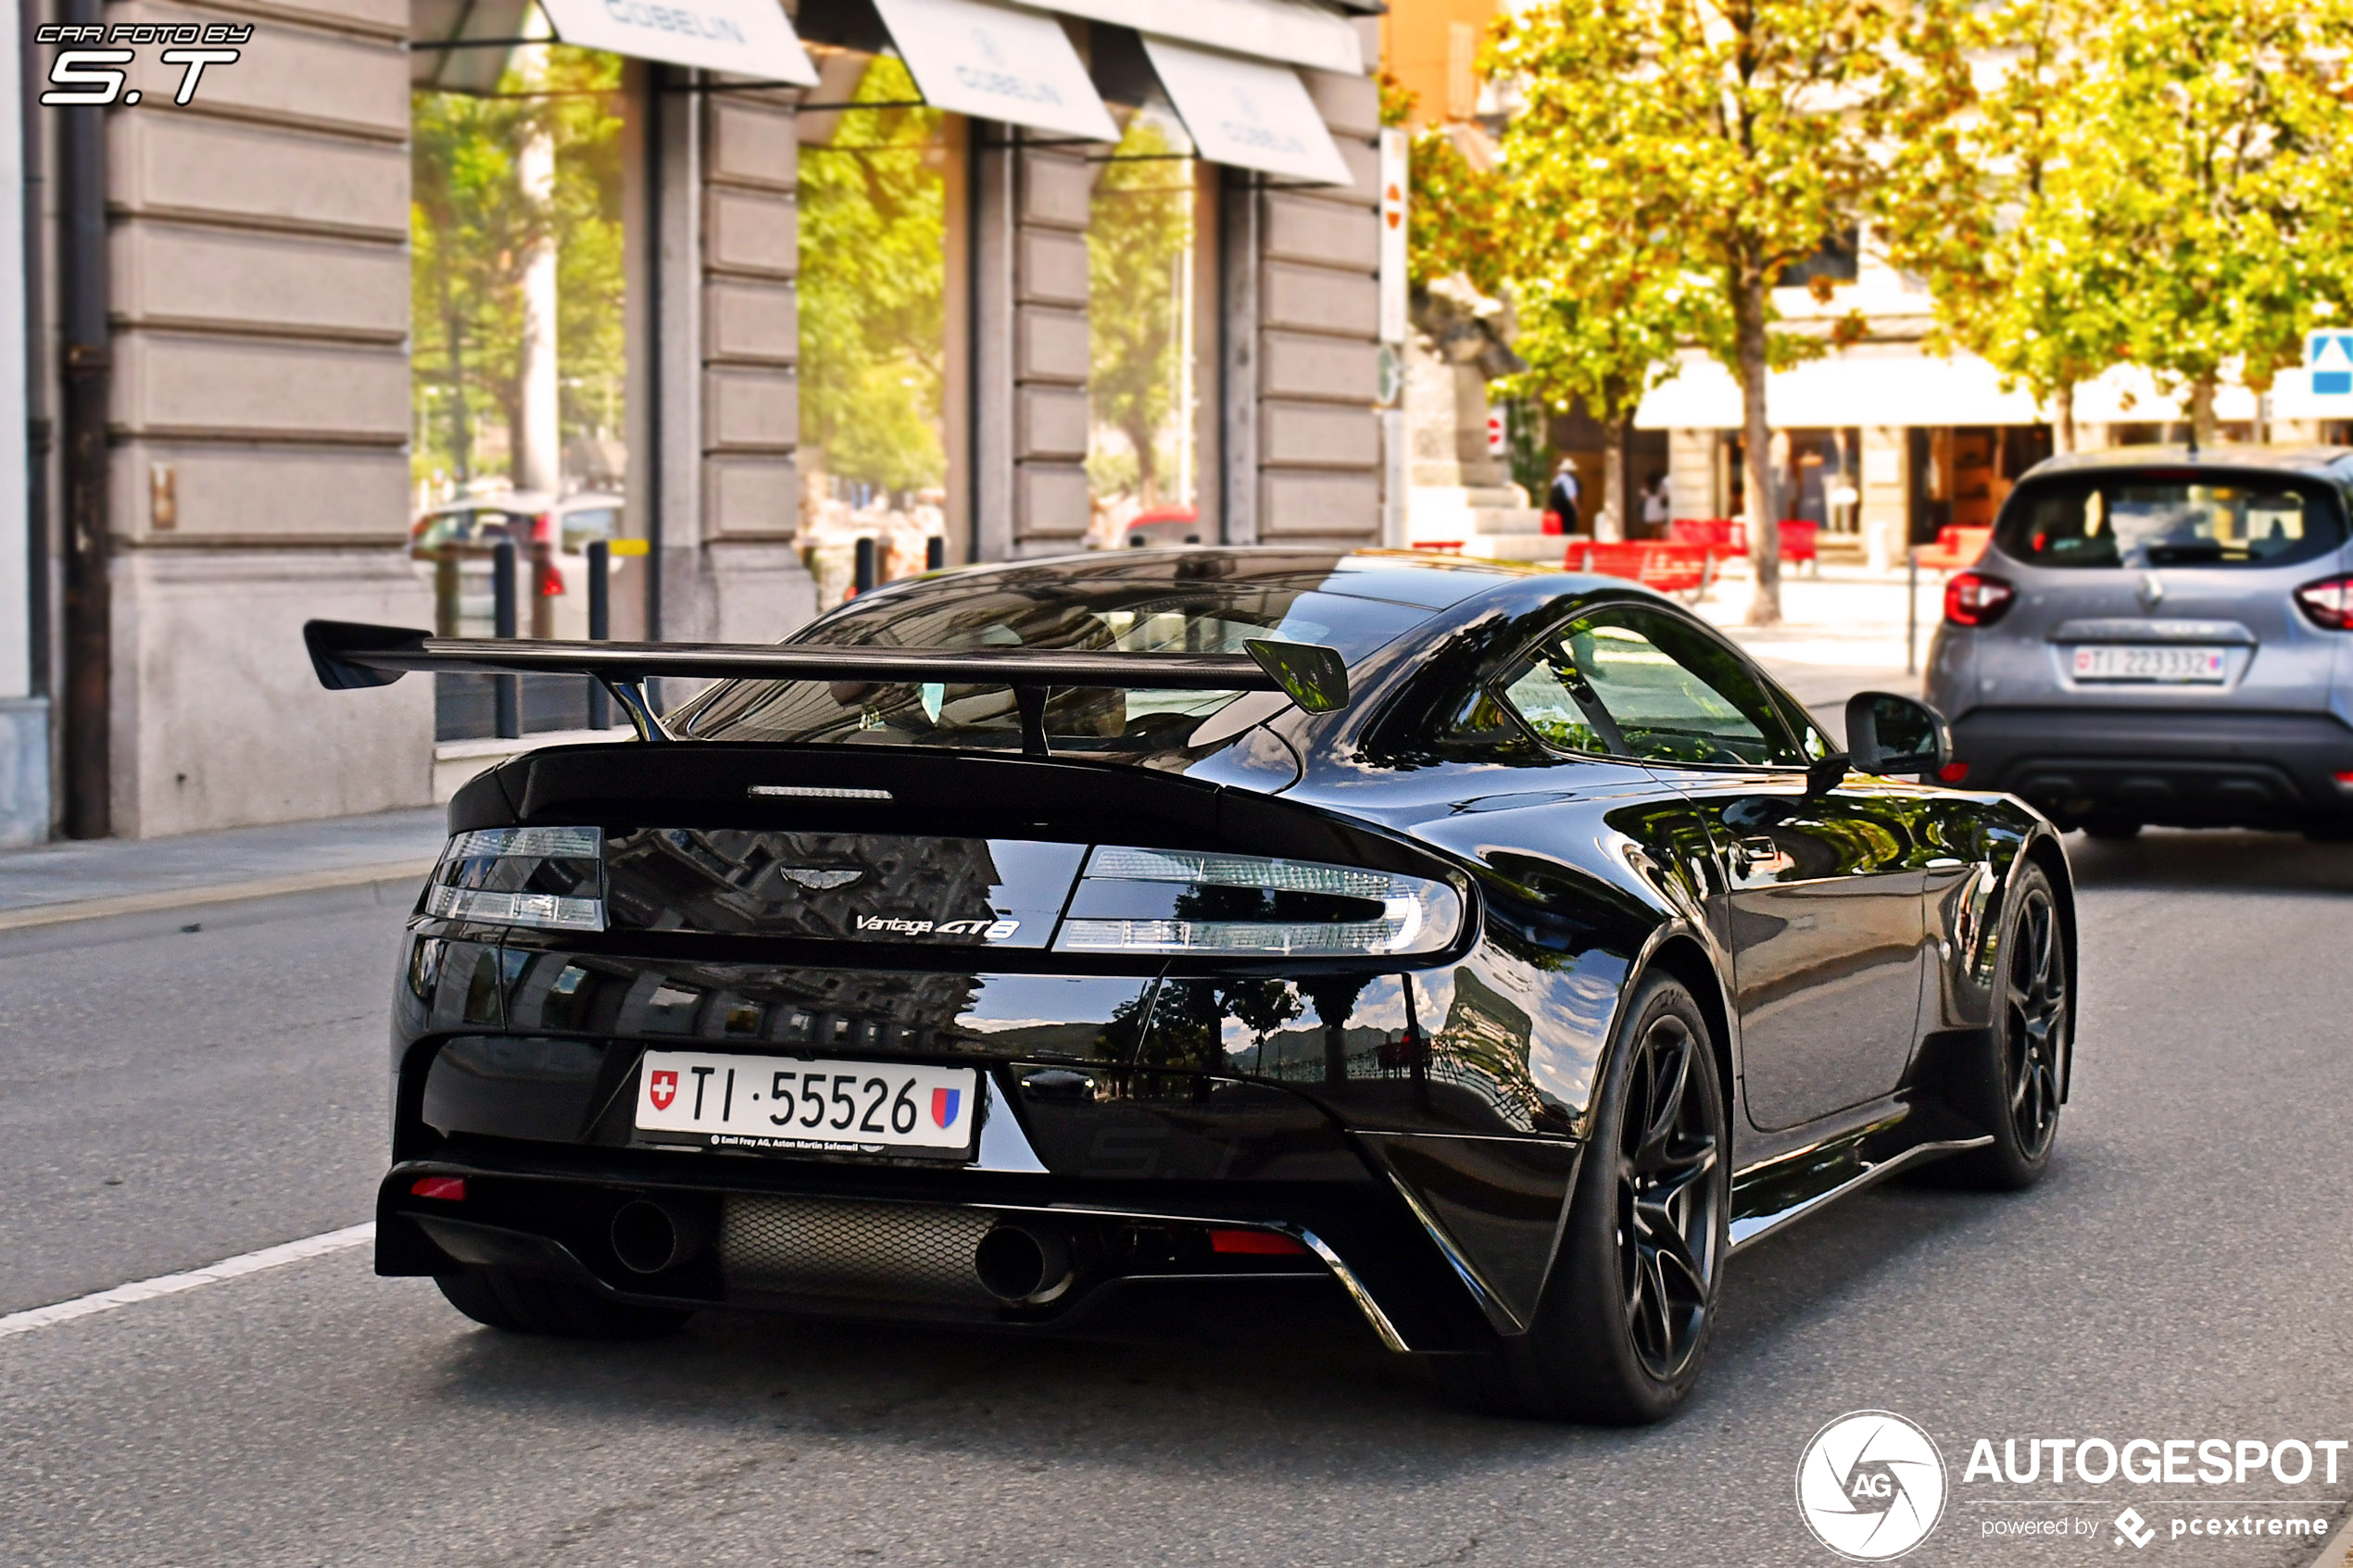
[1088,109,1201,548]
[799,53,953,587]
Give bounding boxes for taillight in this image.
[1944,571,2015,628]
[2295,575,2353,630]
[1050,847,1464,958]
[1938,761,1969,784]
[424,826,606,931]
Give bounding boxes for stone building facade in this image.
[10,0,1393,842]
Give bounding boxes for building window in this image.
[409,41,632,738]
[1087,109,1204,548]
[797,53,962,589]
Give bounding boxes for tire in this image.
[1940,861,2067,1190]
[2079,815,2141,841]
[1438,974,1729,1424]
[434,1268,692,1339]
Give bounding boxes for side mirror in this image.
[1845,691,1952,778]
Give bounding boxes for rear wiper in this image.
[2145,542,2233,565]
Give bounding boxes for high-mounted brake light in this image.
[1944,572,2015,628]
[1051,847,1463,958]
[2296,575,2353,630]
[424,826,605,931]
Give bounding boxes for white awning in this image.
[535,0,817,83]
[1021,0,1362,76]
[1632,350,2263,431]
[870,0,1120,142]
[1140,36,1351,184]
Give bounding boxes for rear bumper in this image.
[1950,707,2353,826]
[375,1143,1504,1353]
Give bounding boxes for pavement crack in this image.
[498,1451,769,1566]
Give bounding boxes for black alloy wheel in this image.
[1435,973,1728,1424]
[1941,860,2066,1190]
[2001,881,2064,1161]
[1615,1010,1723,1382]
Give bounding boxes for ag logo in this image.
[1796,1410,1947,1561]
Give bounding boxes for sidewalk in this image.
[1697,563,1948,732]
[0,805,447,932]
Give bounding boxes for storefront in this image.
[16,0,1393,836]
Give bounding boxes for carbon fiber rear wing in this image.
[301,620,1349,752]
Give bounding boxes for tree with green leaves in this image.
[1485,0,1944,624]
[2076,0,2353,444]
[1483,66,1722,540]
[1883,0,2353,450]
[1880,0,2124,450]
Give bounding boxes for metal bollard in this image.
[854,535,877,596]
[493,537,520,740]
[586,538,610,731]
[1906,545,1919,679]
[926,535,945,571]
[434,554,459,637]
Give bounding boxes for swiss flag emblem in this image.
[648,1070,678,1111]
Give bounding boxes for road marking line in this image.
[0,860,435,935]
[0,1223,375,1340]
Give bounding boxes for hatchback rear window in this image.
[1995,471,2349,569]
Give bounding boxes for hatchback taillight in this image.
[1944,571,2015,628]
[2295,575,2353,630]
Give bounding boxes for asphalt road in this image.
[5,835,2352,1567]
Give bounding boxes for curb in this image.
[0,859,437,935]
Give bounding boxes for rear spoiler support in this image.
[301,621,1349,756]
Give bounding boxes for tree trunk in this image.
[1735,276,1780,628]
[2188,375,2218,449]
[1598,415,1628,543]
[2054,383,2075,455]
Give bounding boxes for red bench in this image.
[1667,519,1819,569]
[1566,540,1717,598]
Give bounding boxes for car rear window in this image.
[672,571,1434,756]
[1995,470,2349,570]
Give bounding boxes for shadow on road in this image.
[2065,828,2353,894]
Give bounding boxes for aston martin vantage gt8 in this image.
[308,547,2076,1424]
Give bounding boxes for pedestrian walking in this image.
[1642,471,1671,535]
[1545,460,1581,534]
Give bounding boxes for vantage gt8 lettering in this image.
[319,546,2076,1423]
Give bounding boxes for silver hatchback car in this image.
[1925,445,2353,838]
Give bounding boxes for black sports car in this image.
[308,547,2075,1423]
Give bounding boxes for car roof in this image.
[2024,444,2353,481]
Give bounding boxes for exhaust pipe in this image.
[974,1222,1075,1305]
[610,1197,711,1274]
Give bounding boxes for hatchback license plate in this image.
[2070,644,2228,684]
[635,1050,978,1157]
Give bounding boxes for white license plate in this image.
[2070,644,2229,684]
[635,1051,978,1157]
